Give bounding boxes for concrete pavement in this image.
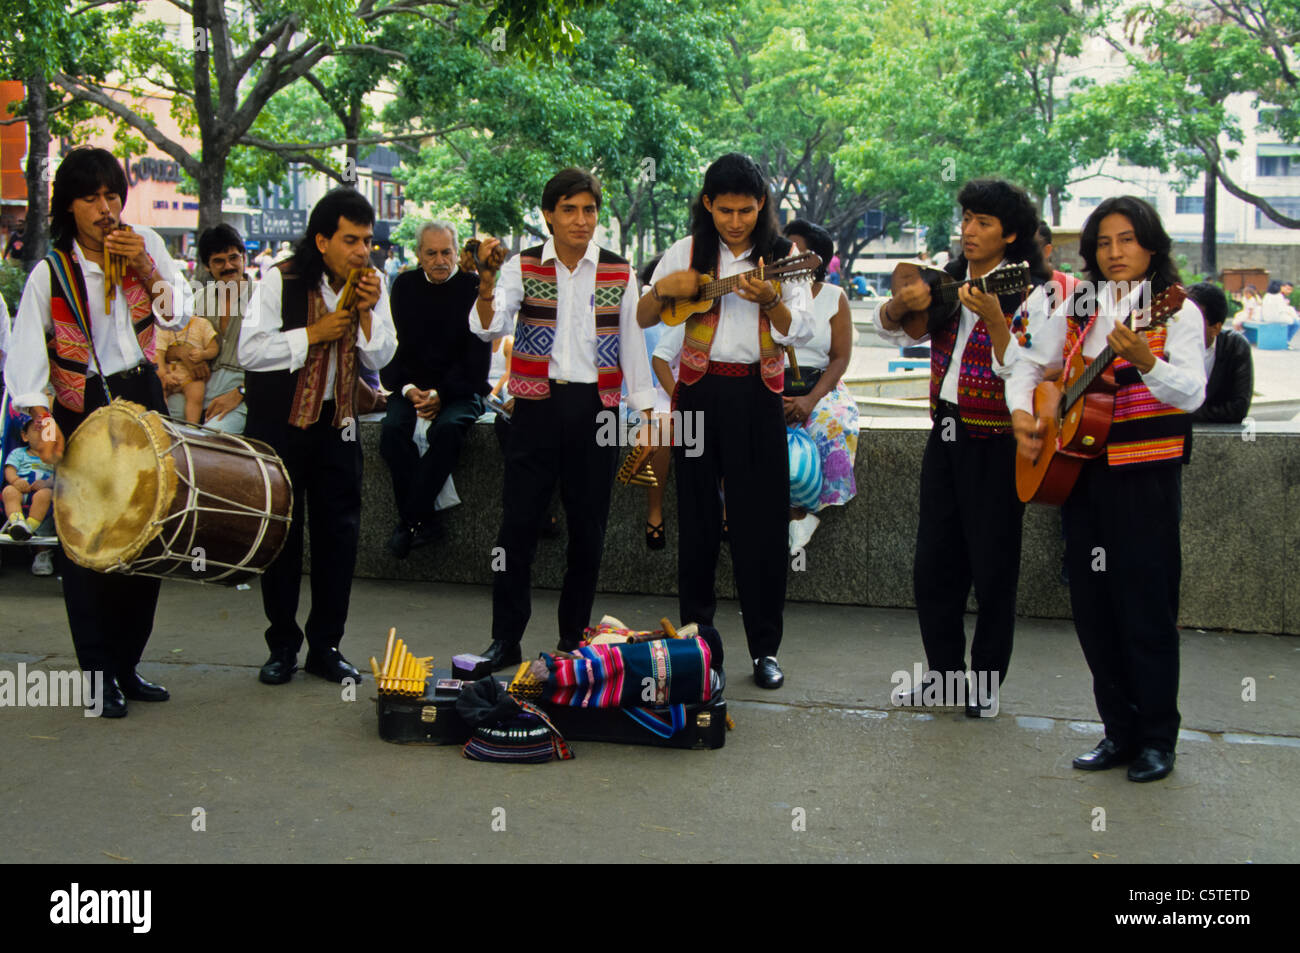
[2,569,1297,864]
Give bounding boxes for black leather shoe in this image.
[90,679,127,718]
[387,523,413,559]
[482,639,522,671]
[893,675,960,708]
[1072,738,1136,771]
[304,648,362,683]
[119,671,170,702]
[555,639,582,654]
[259,652,299,685]
[411,519,445,550]
[1127,746,1175,782]
[753,656,784,690]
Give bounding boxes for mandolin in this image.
[888,260,1031,338]
[1015,283,1187,505]
[658,252,821,326]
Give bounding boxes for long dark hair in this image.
[688,153,788,273]
[289,188,375,288]
[49,147,129,253]
[1078,195,1180,292]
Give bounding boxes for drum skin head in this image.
[54,400,178,571]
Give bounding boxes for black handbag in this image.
[783,366,822,397]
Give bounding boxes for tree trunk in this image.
[1048,185,1062,227]
[1200,169,1217,279]
[22,76,50,273]
[196,151,228,236]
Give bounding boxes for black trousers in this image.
[491,383,617,646]
[675,372,788,660]
[379,393,484,527]
[1063,458,1183,752]
[258,402,363,657]
[52,367,166,683]
[912,404,1024,684]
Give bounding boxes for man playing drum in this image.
[4,147,193,718]
[239,188,396,686]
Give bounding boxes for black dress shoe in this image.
[1072,738,1136,771]
[482,639,522,671]
[1127,746,1175,782]
[555,638,582,654]
[753,656,784,690]
[90,679,127,718]
[411,519,446,550]
[259,652,299,685]
[893,675,960,708]
[119,671,170,702]
[304,648,362,683]
[387,523,414,559]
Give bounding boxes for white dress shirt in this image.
[469,238,655,411]
[1004,281,1207,417]
[649,236,814,366]
[5,225,192,410]
[875,259,1046,404]
[238,266,398,399]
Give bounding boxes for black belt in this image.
[104,364,153,384]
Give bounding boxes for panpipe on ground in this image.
[369,628,433,696]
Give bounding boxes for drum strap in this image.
[47,250,114,407]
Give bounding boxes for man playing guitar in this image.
[1005,196,1206,781]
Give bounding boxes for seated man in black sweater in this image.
[1188,282,1252,424]
[380,220,491,557]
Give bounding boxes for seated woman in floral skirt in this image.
[782,220,859,552]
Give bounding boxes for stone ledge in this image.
[331,417,1300,635]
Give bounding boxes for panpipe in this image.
[103,224,132,313]
[615,444,657,488]
[369,628,433,696]
[336,267,365,311]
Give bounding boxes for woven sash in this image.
[510,247,628,409]
[45,249,156,413]
[928,309,1018,437]
[287,288,358,429]
[677,239,783,394]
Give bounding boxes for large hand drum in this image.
[787,426,823,512]
[54,400,292,584]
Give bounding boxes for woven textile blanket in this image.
[544,637,713,709]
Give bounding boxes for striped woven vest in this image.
[45,249,156,413]
[510,245,629,409]
[928,307,1019,438]
[1064,315,1188,468]
[677,238,784,394]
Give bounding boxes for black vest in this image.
[243,262,313,449]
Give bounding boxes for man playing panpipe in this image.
[3,146,192,717]
[239,188,397,685]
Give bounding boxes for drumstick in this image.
[660,618,678,639]
[786,346,802,382]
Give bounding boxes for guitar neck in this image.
[700,268,757,300]
[1063,344,1117,410]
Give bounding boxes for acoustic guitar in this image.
[658,252,821,326]
[1015,283,1187,505]
[888,260,1031,338]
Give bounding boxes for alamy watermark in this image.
[0,664,104,717]
[890,663,998,716]
[595,409,703,457]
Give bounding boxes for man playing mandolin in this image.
[1005,196,1205,782]
[878,178,1051,716]
[639,152,813,690]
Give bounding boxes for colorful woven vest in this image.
[928,310,1017,437]
[1064,314,1188,468]
[677,238,784,394]
[45,249,156,413]
[510,245,629,409]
